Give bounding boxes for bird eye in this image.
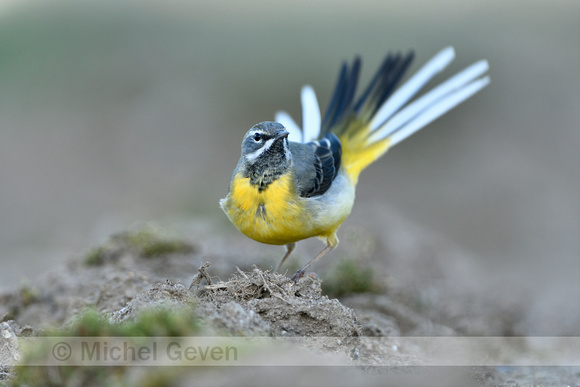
[253,133,262,142]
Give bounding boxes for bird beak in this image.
[277,131,290,139]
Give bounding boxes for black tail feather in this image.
[321,58,361,133]
[321,51,414,136]
[365,52,414,117]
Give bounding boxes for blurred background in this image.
[0,0,578,326]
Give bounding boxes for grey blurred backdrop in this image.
[0,0,578,307]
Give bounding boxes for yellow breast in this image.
[220,172,317,245]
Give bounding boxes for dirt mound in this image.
[1,226,577,386]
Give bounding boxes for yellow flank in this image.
[339,121,391,184]
[222,172,333,245]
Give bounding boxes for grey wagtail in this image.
[220,47,489,281]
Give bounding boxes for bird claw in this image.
[289,269,305,283]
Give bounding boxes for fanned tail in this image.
[334,47,489,183]
[275,47,490,184]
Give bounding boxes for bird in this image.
[220,47,489,281]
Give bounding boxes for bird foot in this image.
[289,269,305,283]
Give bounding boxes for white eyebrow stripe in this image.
[244,138,276,161]
[247,129,265,137]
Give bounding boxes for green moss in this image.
[84,227,196,266]
[19,282,40,306]
[52,307,200,337]
[11,307,200,386]
[322,258,381,298]
[122,228,195,259]
[83,246,110,266]
[139,238,195,259]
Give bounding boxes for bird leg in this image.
[290,241,335,282]
[274,242,295,273]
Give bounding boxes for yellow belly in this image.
[220,173,329,245]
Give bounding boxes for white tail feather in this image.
[368,59,490,144]
[301,85,321,143]
[389,75,490,146]
[369,47,456,132]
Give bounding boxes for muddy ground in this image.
[1,220,578,386]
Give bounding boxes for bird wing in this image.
[289,132,342,198]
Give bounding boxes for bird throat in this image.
[242,137,291,192]
[246,161,289,192]
[244,145,291,193]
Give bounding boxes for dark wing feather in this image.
[299,132,342,198]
